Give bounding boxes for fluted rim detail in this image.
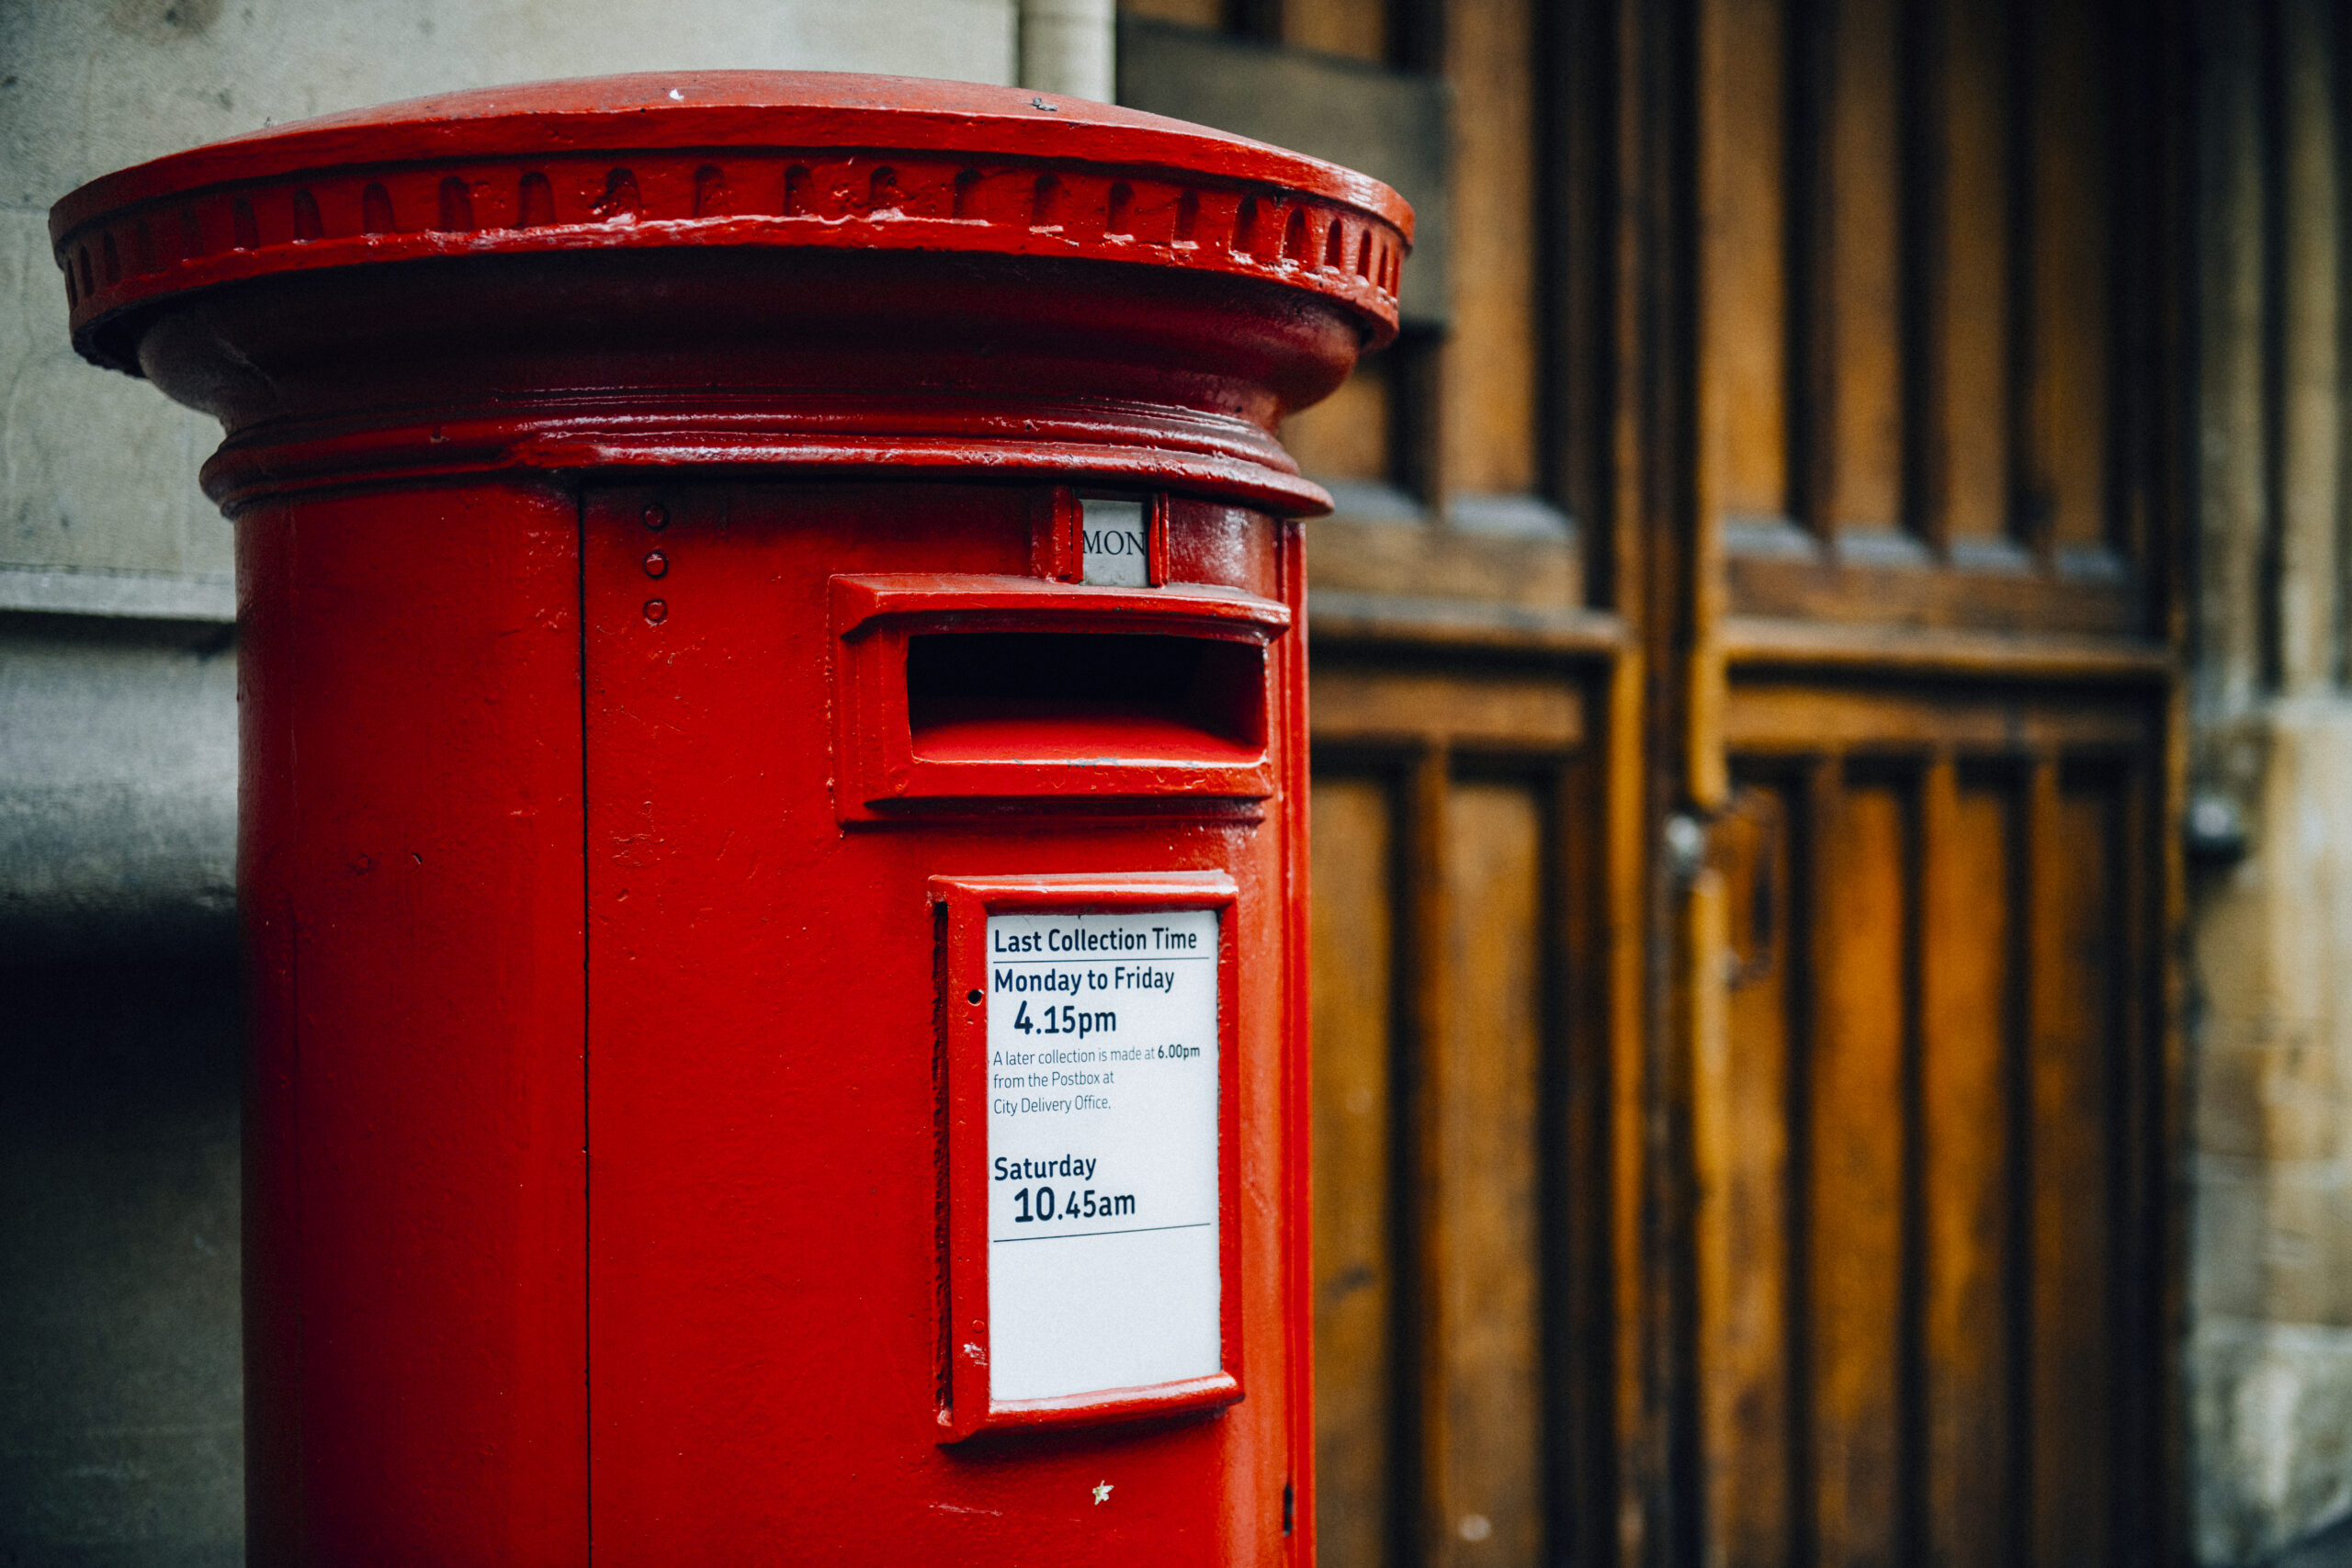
[51,70,1412,376]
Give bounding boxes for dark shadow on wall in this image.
[0,941,242,1567]
[2275,1514,2352,1568]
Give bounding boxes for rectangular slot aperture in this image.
[906,632,1266,766]
[828,573,1290,817]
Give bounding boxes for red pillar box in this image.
[52,74,1406,1562]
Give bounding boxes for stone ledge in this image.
[0,567,232,623]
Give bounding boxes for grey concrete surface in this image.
[0,616,236,962]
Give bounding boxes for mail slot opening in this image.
[906,631,1266,763]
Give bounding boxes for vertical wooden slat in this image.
[1690,0,1781,811]
[1427,779,1549,1567]
[1697,0,1790,524]
[1287,359,1398,486]
[1933,0,2011,545]
[2025,0,2109,553]
[1606,655,1656,1565]
[1442,0,1541,500]
[1808,770,1909,1568]
[1546,0,1608,570]
[2113,761,2165,1567]
[1312,778,1400,1568]
[1696,787,1795,1568]
[1607,27,1676,1543]
[1822,0,1904,533]
[1285,0,1390,60]
[1918,761,2013,1567]
[1554,755,1616,1568]
[1690,0,1782,810]
[2026,763,2112,1567]
[1408,747,1452,1565]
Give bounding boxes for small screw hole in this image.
[967,989,984,1005]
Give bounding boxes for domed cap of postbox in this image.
[50,70,1414,378]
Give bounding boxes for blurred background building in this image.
[4,0,2349,1563]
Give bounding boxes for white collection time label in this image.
[983,908,1220,1403]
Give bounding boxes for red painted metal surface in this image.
[54,71,1403,1564]
[236,479,589,1562]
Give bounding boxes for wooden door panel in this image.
[2027,0,2112,558]
[1724,684,2153,753]
[1700,787,1798,1568]
[1307,714,1595,1567]
[1931,0,2015,548]
[1697,0,2152,631]
[1313,777,1401,1568]
[2027,770,2119,1568]
[1809,776,1910,1568]
[1283,0,1388,62]
[1441,0,1540,500]
[1698,739,2151,1568]
[1919,766,2016,1568]
[1698,0,1791,525]
[1559,0,2164,1544]
[1819,0,1904,534]
[1428,779,1548,1568]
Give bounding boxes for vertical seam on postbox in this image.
[576,485,594,1542]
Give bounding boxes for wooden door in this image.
[1118,0,2185,1562]
[1684,0,2179,1562]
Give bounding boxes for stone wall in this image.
[2189,1,2352,1560]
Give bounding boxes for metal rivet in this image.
[643,598,668,625]
[642,502,668,530]
[643,549,669,579]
